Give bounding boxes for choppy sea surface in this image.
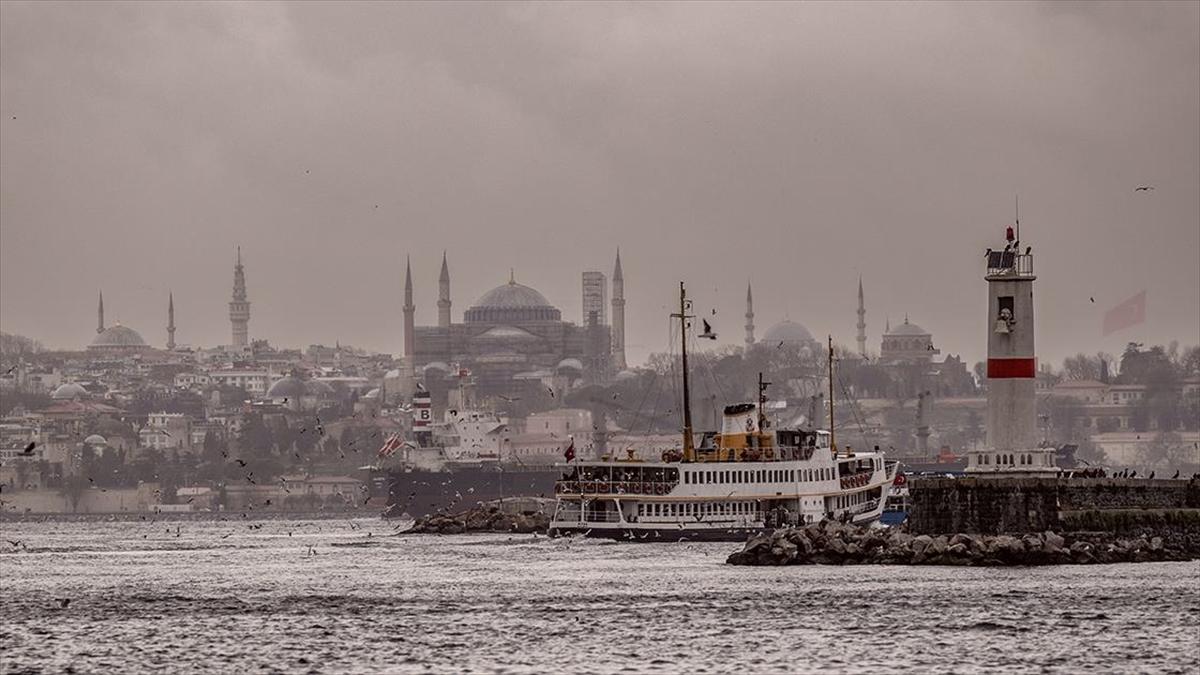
[1,517,1198,674]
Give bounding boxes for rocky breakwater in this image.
[726,520,1200,566]
[404,504,549,535]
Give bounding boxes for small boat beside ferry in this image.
[549,283,898,542]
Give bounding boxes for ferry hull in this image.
[549,525,773,542]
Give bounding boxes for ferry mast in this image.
[673,282,696,462]
[828,334,836,456]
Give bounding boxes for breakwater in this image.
[726,519,1200,566]
[404,503,550,534]
[908,477,1200,537]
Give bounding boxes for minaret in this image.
[966,225,1055,476]
[403,256,416,377]
[744,282,755,348]
[166,292,176,350]
[856,277,867,358]
[229,247,250,348]
[97,291,105,334]
[611,249,626,370]
[437,252,451,329]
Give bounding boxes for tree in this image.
[238,414,274,457]
[1062,353,1102,381]
[1141,431,1187,469]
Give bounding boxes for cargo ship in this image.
[368,386,558,519]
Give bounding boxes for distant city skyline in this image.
[1,3,1197,367]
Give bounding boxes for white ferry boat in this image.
[549,283,897,541]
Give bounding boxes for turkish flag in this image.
[563,440,576,462]
[1102,291,1146,336]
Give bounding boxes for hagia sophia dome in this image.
[762,319,816,345]
[464,278,561,323]
[88,324,149,353]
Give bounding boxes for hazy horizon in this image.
[2,2,1198,368]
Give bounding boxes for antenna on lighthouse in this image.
[1014,194,1020,243]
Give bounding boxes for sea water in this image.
[2,517,1197,674]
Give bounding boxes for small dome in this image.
[266,375,307,399]
[89,324,147,349]
[614,369,639,382]
[304,380,335,398]
[83,434,107,446]
[556,358,584,372]
[762,320,815,345]
[51,383,89,400]
[477,325,539,341]
[886,319,929,336]
[423,361,451,374]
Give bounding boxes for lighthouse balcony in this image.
[986,251,1034,277]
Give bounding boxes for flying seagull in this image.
[1134,186,1154,192]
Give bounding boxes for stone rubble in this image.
[726,520,1200,566]
[403,505,549,535]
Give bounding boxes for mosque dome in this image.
[83,434,108,446]
[762,320,816,345]
[51,383,89,400]
[886,319,929,336]
[477,325,540,342]
[465,278,561,323]
[304,380,335,398]
[266,375,307,399]
[556,358,584,373]
[89,324,148,351]
[423,362,451,375]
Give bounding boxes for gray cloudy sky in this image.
[2,1,1197,367]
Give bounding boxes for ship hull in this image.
[549,525,772,542]
[370,466,559,518]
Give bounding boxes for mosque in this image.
[402,252,627,399]
[87,291,152,355]
[741,278,974,399]
[86,249,249,356]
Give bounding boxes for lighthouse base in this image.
[964,447,1060,477]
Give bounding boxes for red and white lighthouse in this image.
[967,227,1058,475]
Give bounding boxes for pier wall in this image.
[909,477,1200,536]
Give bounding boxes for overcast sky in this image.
[2,1,1197,367]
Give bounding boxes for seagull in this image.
[1148,471,1155,480]
[58,598,71,609]
[18,441,35,456]
[1090,297,1095,303]
[1025,246,1032,255]
[983,248,992,258]
[1134,186,1154,192]
[699,319,717,340]
[1172,470,1180,479]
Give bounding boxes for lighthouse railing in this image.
[986,252,1034,277]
